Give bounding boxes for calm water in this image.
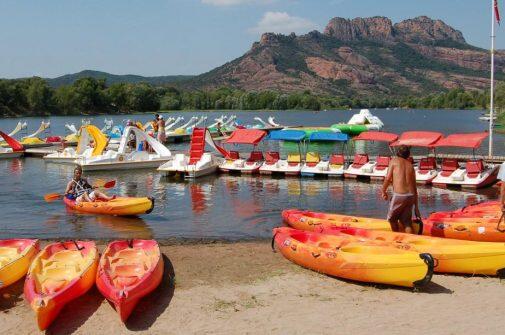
[0,109,501,240]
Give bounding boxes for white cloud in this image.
[249,11,318,35]
[202,0,273,6]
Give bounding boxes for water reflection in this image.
[0,157,500,240]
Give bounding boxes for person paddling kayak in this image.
[381,145,421,233]
[65,166,114,203]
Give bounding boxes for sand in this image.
[1,241,505,335]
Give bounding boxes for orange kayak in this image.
[0,239,39,289]
[283,208,505,242]
[96,240,164,322]
[64,196,154,216]
[318,227,505,276]
[24,241,98,330]
[272,227,434,288]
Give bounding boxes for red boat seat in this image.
[265,151,280,165]
[375,156,391,171]
[329,154,345,167]
[440,158,459,177]
[419,157,437,172]
[247,151,264,162]
[351,154,369,168]
[466,159,484,178]
[226,151,240,160]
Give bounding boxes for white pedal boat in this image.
[343,131,398,180]
[76,126,172,171]
[300,132,349,177]
[259,130,306,176]
[431,132,498,188]
[219,129,267,174]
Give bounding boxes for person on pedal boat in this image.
[65,166,114,203]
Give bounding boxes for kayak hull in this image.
[320,227,505,276]
[273,227,433,288]
[0,239,39,289]
[24,241,98,330]
[96,240,163,322]
[63,197,154,216]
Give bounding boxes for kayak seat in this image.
[351,154,369,168]
[466,159,484,178]
[375,156,391,171]
[440,159,459,177]
[418,157,436,174]
[305,152,320,167]
[329,154,345,169]
[265,151,280,165]
[287,153,301,166]
[246,151,264,165]
[226,151,240,160]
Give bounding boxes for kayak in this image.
[422,217,505,242]
[24,241,98,330]
[0,239,39,289]
[272,227,434,288]
[63,197,154,216]
[96,240,163,322]
[282,209,392,231]
[319,227,505,276]
[282,209,422,234]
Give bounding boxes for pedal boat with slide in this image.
[76,126,172,171]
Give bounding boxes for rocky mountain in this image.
[185,16,504,97]
[45,70,194,88]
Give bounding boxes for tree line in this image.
[0,76,503,117]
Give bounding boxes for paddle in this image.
[43,180,116,202]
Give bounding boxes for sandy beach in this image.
[1,240,504,335]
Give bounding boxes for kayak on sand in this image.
[63,196,154,216]
[272,227,434,288]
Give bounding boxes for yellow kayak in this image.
[64,197,154,216]
[320,227,505,276]
[0,239,39,289]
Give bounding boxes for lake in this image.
[0,109,501,240]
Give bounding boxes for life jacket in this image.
[72,178,92,197]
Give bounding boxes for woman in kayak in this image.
[65,166,114,203]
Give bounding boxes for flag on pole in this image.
[495,0,501,25]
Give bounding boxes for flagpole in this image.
[489,0,496,157]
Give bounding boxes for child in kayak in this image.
[65,166,114,203]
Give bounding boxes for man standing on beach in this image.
[381,145,421,233]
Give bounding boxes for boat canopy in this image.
[309,132,349,142]
[353,131,398,143]
[76,125,108,156]
[266,130,306,142]
[118,126,172,157]
[433,132,488,149]
[391,131,444,147]
[0,131,24,151]
[225,129,267,145]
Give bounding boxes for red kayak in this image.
[96,240,164,322]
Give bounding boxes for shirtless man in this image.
[381,145,421,233]
[65,166,114,203]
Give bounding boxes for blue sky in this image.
[0,0,502,78]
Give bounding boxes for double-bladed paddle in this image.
[43,180,116,202]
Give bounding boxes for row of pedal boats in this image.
[0,239,163,330]
[2,120,498,188]
[274,200,505,288]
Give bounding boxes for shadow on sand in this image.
[47,286,104,335]
[126,254,175,331]
[0,279,25,312]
